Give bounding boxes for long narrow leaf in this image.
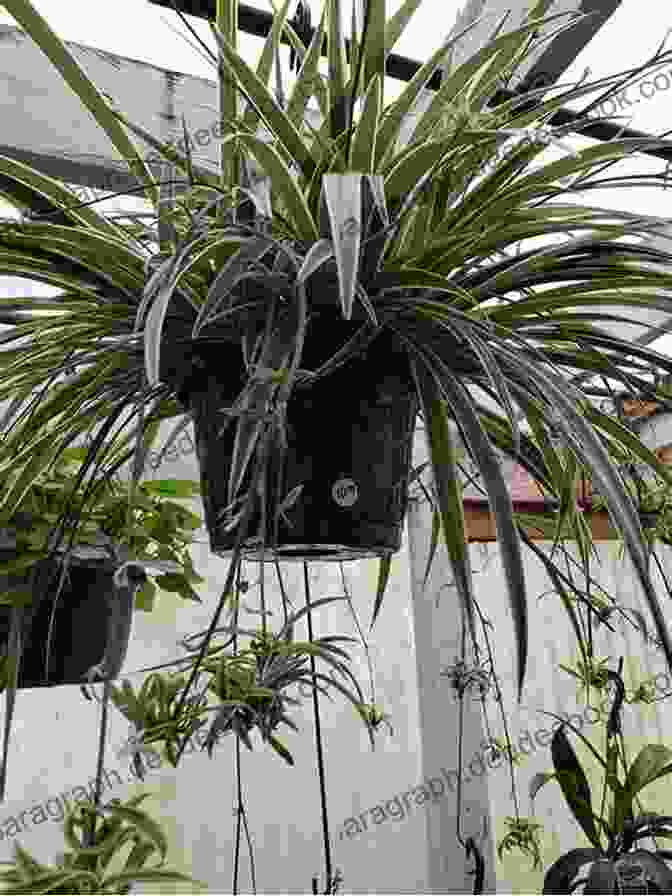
[551,725,602,849]
[409,357,479,676]
[327,0,348,140]
[210,21,317,181]
[349,75,382,173]
[370,554,391,630]
[235,133,318,240]
[436,363,528,700]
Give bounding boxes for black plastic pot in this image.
[0,550,133,687]
[163,314,419,560]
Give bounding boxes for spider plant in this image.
[535,667,672,894]
[0,442,204,610]
[111,670,209,773]
[583,421,672,542]
[111,596,372,768]
[1,0,672,701]
[0,793,203,894]
[590,472,672,542]
[0,435,204,698]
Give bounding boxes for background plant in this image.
[523,664,672,893]
[0,442,204,612]
[0,793,202,894]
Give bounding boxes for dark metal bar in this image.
[148,0,672,160]
[149,0,445,89]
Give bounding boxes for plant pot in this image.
[163,315,419,560]
[0,547,134,687]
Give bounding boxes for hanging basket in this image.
[163,315,419,561]
[0,545,133,687]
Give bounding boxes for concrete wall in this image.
[0,23,321,193]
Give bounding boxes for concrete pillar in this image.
[405,424,498,893]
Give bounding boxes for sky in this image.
[1,0,672,349]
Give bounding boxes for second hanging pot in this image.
[0,545,135,687]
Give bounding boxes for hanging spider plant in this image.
[112,595,372,767]
[111,670,210,771]
[0,793,203,894]
[3,0,672,700]
[0,433,204,801]
[0,435,204,693]
[0,443,204,606]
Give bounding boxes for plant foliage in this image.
[0,793,203,894]
[112,596,373,767]
[0,443,204,611]
[533,669,672,893]
[1,0,672,707]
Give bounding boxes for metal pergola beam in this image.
[150,0,620,84]
[148,0,672,162]
[152,0,448,89]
